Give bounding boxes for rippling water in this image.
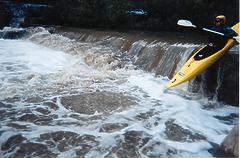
[0,28,238,158]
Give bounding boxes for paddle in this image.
[177,20,239,43]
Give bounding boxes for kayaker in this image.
[208,15,238,47]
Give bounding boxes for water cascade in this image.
[0,27,238,158]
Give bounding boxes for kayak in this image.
[167,22,239,88]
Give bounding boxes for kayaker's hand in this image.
[196,26,203,32]
[233,35,239,43]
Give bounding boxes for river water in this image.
[0,27,238,158]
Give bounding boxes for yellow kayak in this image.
[167,22,239,88]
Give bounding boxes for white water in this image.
[0,30,238,158]
[0,39,76,73]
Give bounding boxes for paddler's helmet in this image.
[215,15,226,25]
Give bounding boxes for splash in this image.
[0,27,238,158]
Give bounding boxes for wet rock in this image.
[217,54,239,106]
[0,102,6,107]
[99,123,128,133]
[24,96,43,103]
[214,113,239,125]
[194,53,239,106]
[40,131,79,152]
[208,144,236,158]
[165,119,206,142]
[61,92,137,115]
[40,131,79,143]
[0,131,5,137]
[1,134,27,151]
[4,96,22,103]
[43,101,59,110]
[1,108,34,122]
[18,113,39,122]
[124,131,152,148]
[6,123,29,131]
[18,113,53,125]
[74,134,98,155]
[75,144,93,156]
[142,140,177,157]
[69,113,103,122]
[220,125,239,157]
[113,130,152,158]
[35,107,51,115]
[1,134,56,158]
[0,102,13,108]
[14,142,56,158]
[135,110,154,120]
[1,110,18,121]
[0,109,7,121]
[40,131,98,156]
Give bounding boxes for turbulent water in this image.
[0,27,238,158]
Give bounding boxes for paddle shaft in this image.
[202,28,239,42]
[177,20,238,42]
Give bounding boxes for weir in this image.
[0,27,238,158]
[56,27,239,106]
[0,27,238,105]
[0,0,239,157]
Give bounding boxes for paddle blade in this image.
[177,20,196,28]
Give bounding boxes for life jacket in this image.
[208,26,237,47]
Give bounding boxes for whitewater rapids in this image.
[0,27,238,158]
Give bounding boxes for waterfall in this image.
[0,26,238,158]
[0,26,238,105]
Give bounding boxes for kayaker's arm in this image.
[195,26,238,43]
[223,28,239,43]
[177,20,239,42]
[206,27,239,43]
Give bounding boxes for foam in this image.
[0,34,238,158]
[124,73,238,145]
[0,39,79,74]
